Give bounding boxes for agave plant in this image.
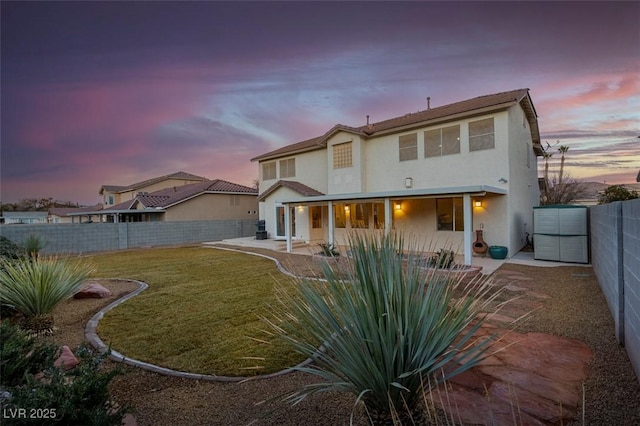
[265,232,505,424]
[0,256,95,333]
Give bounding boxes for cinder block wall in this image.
[0,219,256,254]
[590,199,640,382]
[622,200,640,382]
[590,202,623,341]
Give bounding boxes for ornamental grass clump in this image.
[0,256,94,333]
[265,232,505,425]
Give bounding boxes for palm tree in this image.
[542,148,554,203]
[558,145,570,185]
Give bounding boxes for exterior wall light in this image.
[475,200,483,207]
[344,205,350,212]
[395,202,402,210]
[405,177,413,188]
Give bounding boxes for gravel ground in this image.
[48,248,640,425]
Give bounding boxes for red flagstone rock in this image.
[122,413,137,426]
[433,325,592,425]
[54,345,79,370]
[480,366,581,408]
[74,282,112,299]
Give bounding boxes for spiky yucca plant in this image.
[0,256,94,333]
[265,233,505,425]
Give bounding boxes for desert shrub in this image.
[0,256,94,333]
[265,232,504,424]
[317,242,340,257]
[3,345,128,426]
[0,320,57,387]
[0,236,25,262]
[428,248,456,269]
[598,185,639,204]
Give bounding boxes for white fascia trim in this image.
[276,185,507,204]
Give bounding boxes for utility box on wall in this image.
[533,205,589,263]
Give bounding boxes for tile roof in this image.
[102,179,257,211]
[258,180,325,202]
[251,89,541,161]
[99,171,207,194]
[49,204,103,216]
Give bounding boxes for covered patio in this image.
[273,185,508,265]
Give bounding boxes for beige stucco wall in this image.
[260,186,301,239]
[363,112,511,193]
[506,103,540,253]
[163,193,258,221]
[259,150,327,196]
[326,133,365,194]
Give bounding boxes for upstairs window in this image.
[262,162,276,180]
[333,142,352,169]
[279,158,296,178]
[469,118,495,151]
[399,133,418,161]
[424,125,460,157]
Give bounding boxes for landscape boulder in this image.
[74,282,112,299]
[54,345,80,371]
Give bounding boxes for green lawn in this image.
[87,246,302,376]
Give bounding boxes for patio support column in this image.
[384,198,392,235]
[463,193,472,265]
[284,203,292,253]
[327,201,334,246]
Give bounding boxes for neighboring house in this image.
[48,205,104,224]
[100,171,207,207]
[0,211,48,225]
[71,179,258,223]
[251,89,543,264]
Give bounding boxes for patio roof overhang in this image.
[274,184,507,205]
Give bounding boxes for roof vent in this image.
[427,97,431,110]
[366,115,370,125]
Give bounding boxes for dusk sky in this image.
[1,1,638,205]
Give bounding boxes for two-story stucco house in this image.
[74,178,258,223]
[99,171,207,207]
[251,89,543,264]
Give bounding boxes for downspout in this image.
[463,193,472,265]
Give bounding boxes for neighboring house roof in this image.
[99,171,207,195]
[49,205,103,217]
[251,89,541,162]
[258,180,325,202]
[101,179,258,212]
